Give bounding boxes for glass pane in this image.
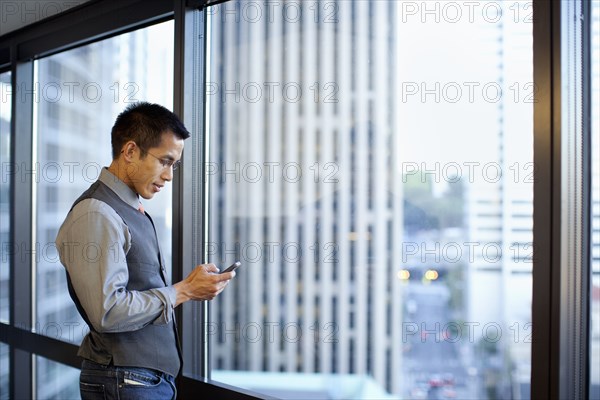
[34,21,174,344]
[35,356,80,400]
[204,1,533,399]
[590,0,600,397]
[0,343,8,400]
[0,71,11,324]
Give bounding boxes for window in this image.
[200,1,533,398]
[0,71,11,325]
[32,18,174,389]
[35,356,79,399]
[0,1,597,399]
[0,71,11,400]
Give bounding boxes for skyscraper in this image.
[208,0,402,395]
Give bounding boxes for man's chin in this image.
[140,192,155,200]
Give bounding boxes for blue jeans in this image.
[79,359,177,400]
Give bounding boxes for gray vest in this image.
[66,180,181,377]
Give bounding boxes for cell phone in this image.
[221,261,241,274]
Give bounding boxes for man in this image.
[56,102,234,399]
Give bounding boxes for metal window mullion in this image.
[532,1,592,399]
[558,0,592,398]
[580,0,593,397]
[557,2,590,398]
[531,1,559,398]
[176,1,210,380]
[200,8,212,378]
[173,0,192,381]
[10,58,34,400]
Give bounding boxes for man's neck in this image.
[107,160,135,194]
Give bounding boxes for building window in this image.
[197,1,533,398]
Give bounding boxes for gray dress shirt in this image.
[56,168,177,333]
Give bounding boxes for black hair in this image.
[111,102,190,159]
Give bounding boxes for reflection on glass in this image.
[590,1,599,398]
[35,356,80,400]
[33,21,174,346]
[205,1,533,398]
[0,71,11,325]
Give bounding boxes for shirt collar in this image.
[99,167,140,210]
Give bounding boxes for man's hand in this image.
[173,263,235,306]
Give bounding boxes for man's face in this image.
[126,131,184,199]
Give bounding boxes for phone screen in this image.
[221,261,241,274]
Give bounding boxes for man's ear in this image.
[121,141,138,161]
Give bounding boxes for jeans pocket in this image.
[119,370,174,399]
[122,370,162,387]
[80,382,107,400]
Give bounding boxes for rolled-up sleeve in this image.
[56,199,176,333]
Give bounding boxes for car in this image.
[429,374,444,387]
[442,372,455,386]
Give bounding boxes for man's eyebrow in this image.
[156,153,176,160]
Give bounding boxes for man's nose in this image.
[161,166,173,182]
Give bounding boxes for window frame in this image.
[0,0,593,399]
[531,1,593,399]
